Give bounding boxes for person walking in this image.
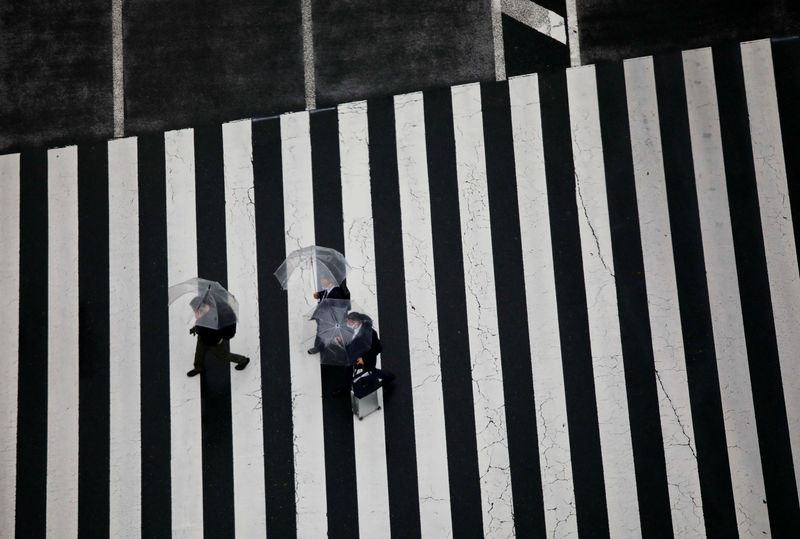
[186,295,250,377]
[332,312,394,396]
[307,276,351,355]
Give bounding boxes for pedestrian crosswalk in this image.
[2,37,800,537]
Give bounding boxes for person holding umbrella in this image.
[307,275,350,354]
[272,245,352,355]
[332,312,395,397]
[168,278,250,377]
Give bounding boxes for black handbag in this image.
[352,370,381,398]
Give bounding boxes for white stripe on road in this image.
[280,111,327,538]
[624,55,706,537]
[509,73,578,538]
[112,0,124,137]
[683,47,770,536]
[222,119,268,538]
[451,82,515,538]
[565,0,580,67]
[301,0,316,109]
[394,92,453,538]
[742,38,800,499]
[0,153,20,536]
[165,129,204,538]
[501,0,567,45]
[338,100,391,537]
[46,146,80,538]
[491,0,506,80]
[108,137,142,538]
[567,64,641,537]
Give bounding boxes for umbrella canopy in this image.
[302,299,373,366]
[168,277,239,330]
[274,245,349,291]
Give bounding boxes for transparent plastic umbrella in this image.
[274,245,349,291]
[168,277,239,330]
[302,299,373,366]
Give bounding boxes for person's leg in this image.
[188,338,207,376]
[331,365,354,397]
[208,341,249,367]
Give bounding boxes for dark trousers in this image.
[193,338,247,370]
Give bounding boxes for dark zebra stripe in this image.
[193,125,236,538]
[252,117,297,537]
[423,86,485,536]
[15,150,49,538]
[137,133,173,537]
[309,107,360,538]
[538,69,611,537]
[595,61,674,535]
[480,80,547,537]
[77,142,111,538]
[366,96,422,538]
[652,51,738,536]
[712,42,800,532]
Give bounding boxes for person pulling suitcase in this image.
[333,312,395,400]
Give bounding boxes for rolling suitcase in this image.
[351,370,381,420]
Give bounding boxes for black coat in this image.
[193,302,237,345]
[316,286,350,302]
[195,324,236,346]
[349,328,382,371]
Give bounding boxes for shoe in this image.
[235,357,251,371]
[186,368,203,377]
[307,347,319,354]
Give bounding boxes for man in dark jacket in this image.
[187,296,250,377]
[312,276,350,302]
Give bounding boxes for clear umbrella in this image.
[302,299,373,366]
[168,277,239,330]
[274,245,349,291]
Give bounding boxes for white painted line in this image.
[338,100,391,537]
[280,111,327,537]
[566,64,641,537]
[165,128,205,538]
[222,119,268,538]
[741,38,800,499]
[565,0,580,67]
[501,0,567,45]
[624,55,706,537]
[0,153,20,535]
[46,146,80,538]
[301,0,316,109]
[394,92,453,538]
[509,73,578,538]
[112,0,124,137]
[491,0,506,80]
[451,82,515,538]
[108,137,142,538]
[683,47,771,536]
